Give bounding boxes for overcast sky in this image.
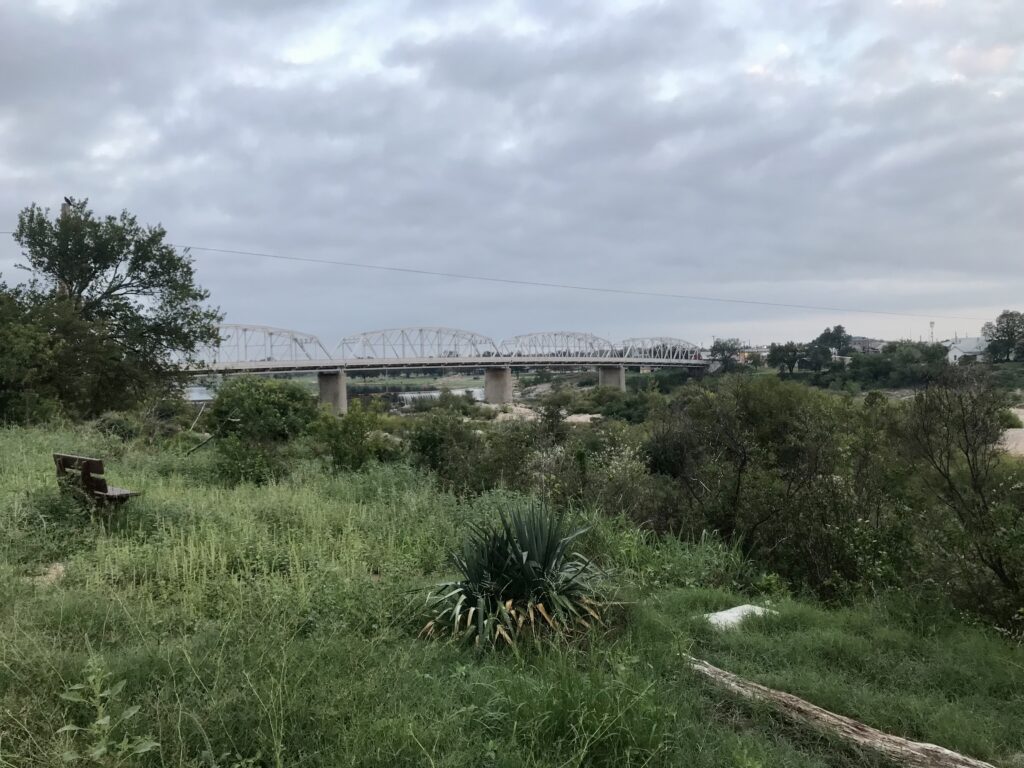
[1,0,1021,347]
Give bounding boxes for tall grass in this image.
[1,424,1022,767]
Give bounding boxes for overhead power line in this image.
[0,229,983,321]
[168,242,982,322]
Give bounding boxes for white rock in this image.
[703,604,777,629]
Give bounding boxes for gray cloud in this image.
[1,0,1022,346]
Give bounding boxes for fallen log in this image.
[687,655,996,768]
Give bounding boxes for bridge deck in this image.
[193,356,708,374]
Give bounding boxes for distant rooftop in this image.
[942,337,987,355]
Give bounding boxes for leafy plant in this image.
[57,657,159,766]
[310,398,386,471]
[207,377,317,443]
[422,502,604,646]
[93,411,143,442]
[207,377,317,484]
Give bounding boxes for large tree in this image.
[801,324,853,371]
[981,310,1024,363]
[4,198,220,418]
[708,337,744,373]
[767,341,802,374]
[813,324,853,355]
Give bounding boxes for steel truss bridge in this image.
[189,325,707,373]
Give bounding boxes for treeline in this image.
[808,340,949,390]
[762,313,1024,392]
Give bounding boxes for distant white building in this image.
[943,337,987,364]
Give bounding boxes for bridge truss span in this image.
[336,327,501,362]
[499,331,615,359]
[190,324,710,373]
[619,337,703,362]
[196,324,332,366]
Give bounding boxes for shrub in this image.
[998,408,1023,429]
[475,422,537,492]
[643,377,914,600]
[366,429,406,463]
[207,377,317,443]
[310,399,386,471]
[206,377,317,485]
[899,367,1024,622]
[530,444,589,510]
[93,411,143,441]
[407,411,481,491]
[536,390,571,443]
[422,502,604,646]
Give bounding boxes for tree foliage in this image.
[982,310,1024,363]
[206,377,318,485]
[767,341,802,373]
[898,367,1022,614]
[207,377,317,443]
[844,341,948,388]
[645,377,913,598]
[813,325,853,355]
[310,399,390,471]
[708,337,744,372]
[1,198,220,420]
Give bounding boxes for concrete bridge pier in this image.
[597,365,626,392]
[318,370,348,415]
[484,366,514,404]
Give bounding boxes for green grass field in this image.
[2,424,1022,767]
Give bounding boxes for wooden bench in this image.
[53,454,140,504]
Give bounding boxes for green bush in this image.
[899,368,1024,623]
[310,399,387,471]
[644,377,914,600]
[207,377,317,443]
[422,502,604,646]
[407,411,480,490]
[206,378,317,485]
[408,413,539,495]
[998,408,1023,429]
[93,411,143,441]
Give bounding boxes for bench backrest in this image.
[53,454,108,494]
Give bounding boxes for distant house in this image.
[849,336,886,354]
[943,337,987,364]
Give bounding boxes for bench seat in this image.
[95,487,141,501]
[53,453,140,505]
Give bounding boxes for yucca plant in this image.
[422,502,604,646]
